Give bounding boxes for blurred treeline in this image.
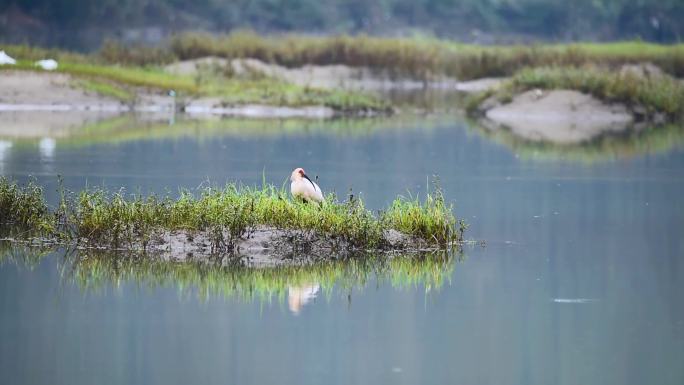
[1,0,682,49]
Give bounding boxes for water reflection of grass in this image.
[0,241,458,301]
[0,241,51,270]
[471,120,684,163]
[2,113,445,148]
[73,251,457,300]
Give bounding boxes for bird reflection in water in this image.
[288,283,320,315]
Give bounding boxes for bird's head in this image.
[291,167,306,182]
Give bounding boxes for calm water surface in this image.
[1,115,683,385]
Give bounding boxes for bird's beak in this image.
[302,174,317,190]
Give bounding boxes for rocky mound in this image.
[481,89,634,144]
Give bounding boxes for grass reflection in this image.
[471,120,684,163]
[0,241,459,302]
[1,113,444,149]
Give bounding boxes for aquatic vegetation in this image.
[0,179,465,253]
[383,187,467,248]
[0,178,53,232]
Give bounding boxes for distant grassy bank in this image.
[5,32,684,82]
[1,53,388,113]
[3,33,683,116]
[0,178,466,255]
[163,33,684,80]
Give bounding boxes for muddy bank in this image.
[165,57,462,91]
[0,71,120,106]
[123,226,422,267]
[479,90,634,144]
[0,70,374,118]
[472,63,684,145]
[0,227,430,268]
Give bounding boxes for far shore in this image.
[2,35,683,147]
[0,69,387,118]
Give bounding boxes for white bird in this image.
[35,59,58,71]
[290,167,324,203]
[0,51,16,65]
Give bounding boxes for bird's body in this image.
[290,167,324,203]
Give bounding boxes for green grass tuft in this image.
[74,78,135,102]
[0,178,54,232]
[0,179,465,252]
[383,187,466,248]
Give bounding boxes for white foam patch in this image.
[553,298,599,304]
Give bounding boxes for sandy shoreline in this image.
[0,62,497,117]
[481,89,635,144]
[0,70,366,118]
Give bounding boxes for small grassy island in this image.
[468,66,684,121]
[0,178,466,265]
[467,65,684,146]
